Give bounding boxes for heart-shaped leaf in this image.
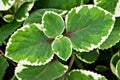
[66,5,115,52]
[5,24,54,66]
[66,69,107,80]
[15,60,68,80]
[100,17,120,50]
[42,11,65,38]
[52,36,72,61]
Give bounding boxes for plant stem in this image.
[63,54,75,79]
[0,49,4,55]
[0,49,17,67]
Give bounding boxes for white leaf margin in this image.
[110,51,120,77]
[15,61,68,80]
[5,23,54,66]
[68,69,107,80]
[0,0,15,11]
[42,11,65,38]
[115,0,120,17]
[65,5,115,52]
[15,63,27,80]
[16,1,34,22]
[116,60,120,79]
[76,50,99,64]
[94,0,120,17]
[51,36,72,61]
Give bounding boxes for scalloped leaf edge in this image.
[51,36,72,61]
[5,23,54,66]
[65,5,115,52]
[68,69,107,80]
[76,50,99,64]
[94,0,120,17]
[15,1,34,22]
[15,61,68,80]
[42,11,65,38]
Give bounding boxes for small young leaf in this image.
[0,21,22,46]
[15,60,68,80]
[66,69,107,80]
[15,2,34,22]
[100,17,120,50]
[110,51,120,76]
[52,36,72,61]
[42,11,65,38]
[66,5,115,52]
[94,0,120,17]
[0,54,9,80]
[24,9,67,25]
[0,0,15,11]
[76,50,99,64]
[3,14,14,23]
[5,24,54,66]
[95,65,108,72]
[116,60,120,79]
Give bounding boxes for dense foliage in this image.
[0,0,120,80]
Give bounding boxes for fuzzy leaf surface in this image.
[15,60,68,80]
[0,54,9,80]
[52,36,72,61]
[100,17,120,49]
[42,12,65,38]
[66,70,107,80]
[66,5,115,52]
[5,24,53,66]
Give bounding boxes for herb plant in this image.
[0,0,120,80]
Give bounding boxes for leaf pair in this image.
[5,5,115,66]
[4,5,115,80]
[42,11,72,61]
